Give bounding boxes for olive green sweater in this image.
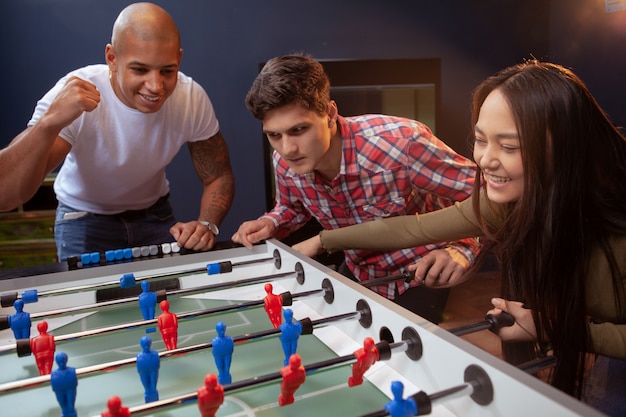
[320,195,626,360]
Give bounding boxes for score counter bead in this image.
[81,252,100,265]
[161,243,172,254]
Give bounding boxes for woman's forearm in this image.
[320,196,490,254]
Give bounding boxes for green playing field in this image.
[0,240,604,417]
[0,290,390,417]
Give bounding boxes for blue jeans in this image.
[54,196,176,261]
[583,355,626,417]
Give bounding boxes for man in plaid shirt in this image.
[232,54,479,323]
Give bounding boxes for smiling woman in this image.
[472,89,524,204]
[295,59,626,416]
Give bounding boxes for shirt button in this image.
[345,208,350,215]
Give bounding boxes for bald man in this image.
[2,2,234,261]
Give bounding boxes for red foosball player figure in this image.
[157,300,178,350]
[278,353,306,406]
[197,373,224,417]
[348,337,380,387]
[263,283,283,328]
[30,320,56,375]
[101,395,130,417]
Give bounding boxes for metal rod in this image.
[12,255,276,300]
[16,269,297,323]
[0,281,317,356]
[0,309,363,393]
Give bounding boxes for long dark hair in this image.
[471,60,626,397]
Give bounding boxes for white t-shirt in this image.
[28,64,220,214]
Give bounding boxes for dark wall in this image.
[549,0,626,130]
[0,0,560,238]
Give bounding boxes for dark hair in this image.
[245,54,330,120]
[471,60,626,397]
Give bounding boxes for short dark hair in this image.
[245,54,330,120]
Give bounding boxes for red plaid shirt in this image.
[262,115,479,298]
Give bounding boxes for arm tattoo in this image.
[188,132,235,221]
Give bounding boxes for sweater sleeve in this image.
[320,193,502,253]
[585,235,626,360]
[588,322,626,360]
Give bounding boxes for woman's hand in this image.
[291,235,324,258]
[487,298,537,342]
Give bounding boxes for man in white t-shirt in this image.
[1,2,234,261]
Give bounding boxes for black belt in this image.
[102,194,170,221]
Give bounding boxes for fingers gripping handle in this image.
[486,311,515,333]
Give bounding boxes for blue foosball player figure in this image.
[211,322,234,384]
[279,308,302,366]
[51,352,78,417]
[136,336,160,402]
[8,299,31,340]
[138,281,157,320]
[384,381,417,417]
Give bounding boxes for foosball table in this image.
[0,239,603,416]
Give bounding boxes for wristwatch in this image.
[199,220,220,236]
